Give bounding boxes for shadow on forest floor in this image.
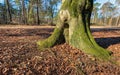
[95,37,120,48]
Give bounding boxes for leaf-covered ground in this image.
[0,26,120,75]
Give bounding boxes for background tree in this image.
[0,0,119,26]
[14,0,22,24]
[115,0,120,26]
[92,2,101,23]
[28,0,35,25]
[48,0,61,25]
[37,0,111,60]
[36,0,40,25]
[21,0,27,24]
[0,3,6,24]
[14,0,29,24]
[1,0,63,25]
[100,2,116,26]
[27,0,44,25]
[42,0,61,25]
[5,0,12,23]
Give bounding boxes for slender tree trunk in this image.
[18,6,22,24]
[116,16,120,26]
[21,0,27,24]
[94,13,98,23]
[28,0,34,25]
[5,0,12,23]
[37,0,111,60]
[109,17,113,26]
[36,0,40,25]
[1,3,6,24]
[50,7,54,25]
[99,18,102,25]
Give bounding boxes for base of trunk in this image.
[37,26,111,60]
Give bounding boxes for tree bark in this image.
[37,0,111,60]
[116,16,120,26]
[21,0,27,24]
[109,17,113,26]
[5,0,12,23]
[28,0,34,25]
[36,0,40,25]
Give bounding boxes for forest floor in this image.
[0,26,120,75]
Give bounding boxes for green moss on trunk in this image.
[37,27,65,50]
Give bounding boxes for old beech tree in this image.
[37,0,111,59]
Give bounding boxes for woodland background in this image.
[0,0,120,26]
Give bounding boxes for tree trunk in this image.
[28,0,34,25]
[21,0,27,24]
[109,17,113,26]
[5,0,12,23]
[37,0,111,60]
[36,0,40,25]
[116,16,120,26]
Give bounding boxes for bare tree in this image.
[115,0,120,26]
[5,0,12,23]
